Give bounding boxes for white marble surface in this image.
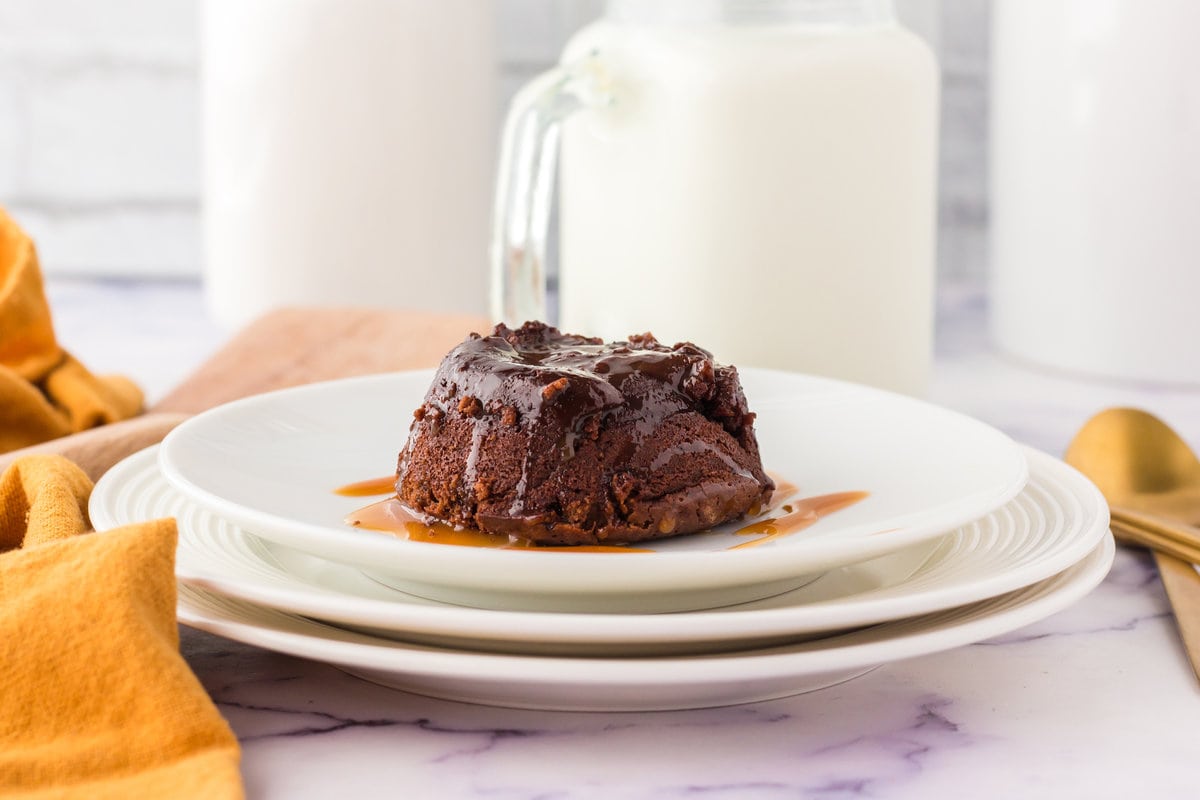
[48,278,1200,798]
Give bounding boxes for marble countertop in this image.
[48,279,1200,798]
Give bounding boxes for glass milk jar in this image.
[493,0,938,395]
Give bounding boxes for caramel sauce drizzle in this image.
[345,495,650,553]
[768,476,801,500]
[730,490,870,549]
[337,472,866,552]
[333,476,397,497]
[348,497,533,548]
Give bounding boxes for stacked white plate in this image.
[90,370,1113,711]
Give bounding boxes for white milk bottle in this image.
[991,0,1200,385]
[493,0,937,395]
[202,0,494,329]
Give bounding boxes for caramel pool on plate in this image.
[337,473,867,552]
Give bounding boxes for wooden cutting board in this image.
[152,307,490,414]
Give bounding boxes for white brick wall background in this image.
[0,0,988,283]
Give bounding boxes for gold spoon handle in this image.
[1110,520,1200,565]
[1110,519,1200,682]
[1153,551,1200,684]
[1111,505,1200,551]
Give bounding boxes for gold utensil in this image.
[1110,519,1200,565]
[1065,407,1200,521]
[1111,504,1200,555]
[1065,407,1200,682]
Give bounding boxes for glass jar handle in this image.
[490,53,613,325]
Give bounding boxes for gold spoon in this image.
[1065,409,1200,554]
[1065,407,1200,682]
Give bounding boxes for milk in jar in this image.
[551,3,938,394]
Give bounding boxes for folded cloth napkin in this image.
[0,211,242,797]
[0,208,142,453]
[0,456,243,799]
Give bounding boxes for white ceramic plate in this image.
[156,369,1028,612]
[175,536,1114,711]
[92,446,1108,656]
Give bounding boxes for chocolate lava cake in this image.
[395,321,774,546]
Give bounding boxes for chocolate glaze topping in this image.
[396,321,774,545]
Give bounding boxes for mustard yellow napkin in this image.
[0,208,142,453]
[0,456,243,799]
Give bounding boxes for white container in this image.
[991,0,1200,385]
[493,0,938,395]
[201,0,494,329]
